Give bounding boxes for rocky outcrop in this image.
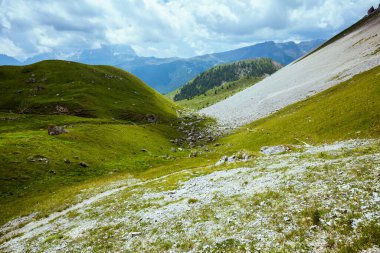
[368,6,375,15]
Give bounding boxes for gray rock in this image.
[48,125,68,135]
[228,155,236,163]
[260,145,289,155]
[55,105,69,114]
[129,232,142,237]
[215,156,228,166]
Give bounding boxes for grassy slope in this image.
[0,60,188,224]
[173,77,262,110]
[217,65,380,152]
[0,60,177,121]
[174,58,280,101]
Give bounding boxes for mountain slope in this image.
[6,40,324,93]
[123,40,324,93]
[1,66,379,252]
[0,60,177,122]
[174,58,281,101]
[201,12,380,128]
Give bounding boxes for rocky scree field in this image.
[200,12,380,128]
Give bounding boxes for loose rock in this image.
[260,145,289,155]
[79,162,89,168]
[48,125,68,135]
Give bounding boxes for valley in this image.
[0,2,379,253]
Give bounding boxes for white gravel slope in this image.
[200,15,380,128]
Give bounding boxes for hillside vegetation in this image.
[0,61,195,224]
[170,77,263,110]
[0,60,177,122]
[174,58,281,101]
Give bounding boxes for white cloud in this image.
[0,0,378,60]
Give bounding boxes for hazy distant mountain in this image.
[121,40,325,93]
[0,39,324,93]
[22,45,138,66]
[0,54,20,65]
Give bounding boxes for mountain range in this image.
[0,40,325,93]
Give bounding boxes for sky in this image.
[0,0,378,61]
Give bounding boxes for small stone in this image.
[129,232,142,237]
[55,105,69,114]
[146,114,158,123]
[228,155,236,163]
[48,125,68,135]
[64,158,71,164]
[79,162,89,168]
[171,147,177,152]
[141,149,148,152]
[215,156,228,166]
[38,157,49,164]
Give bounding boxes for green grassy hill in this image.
[171,77,263,110]
[0,60,187,224]
[0,60,177,122]
[173,58,281,101]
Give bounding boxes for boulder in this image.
[47,125,68,135]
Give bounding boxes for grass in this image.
[217,65,380,152]
[0,60,186,225]
[0,60,178,121]
[171,77,262,110]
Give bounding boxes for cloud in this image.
[0,0,378,60]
